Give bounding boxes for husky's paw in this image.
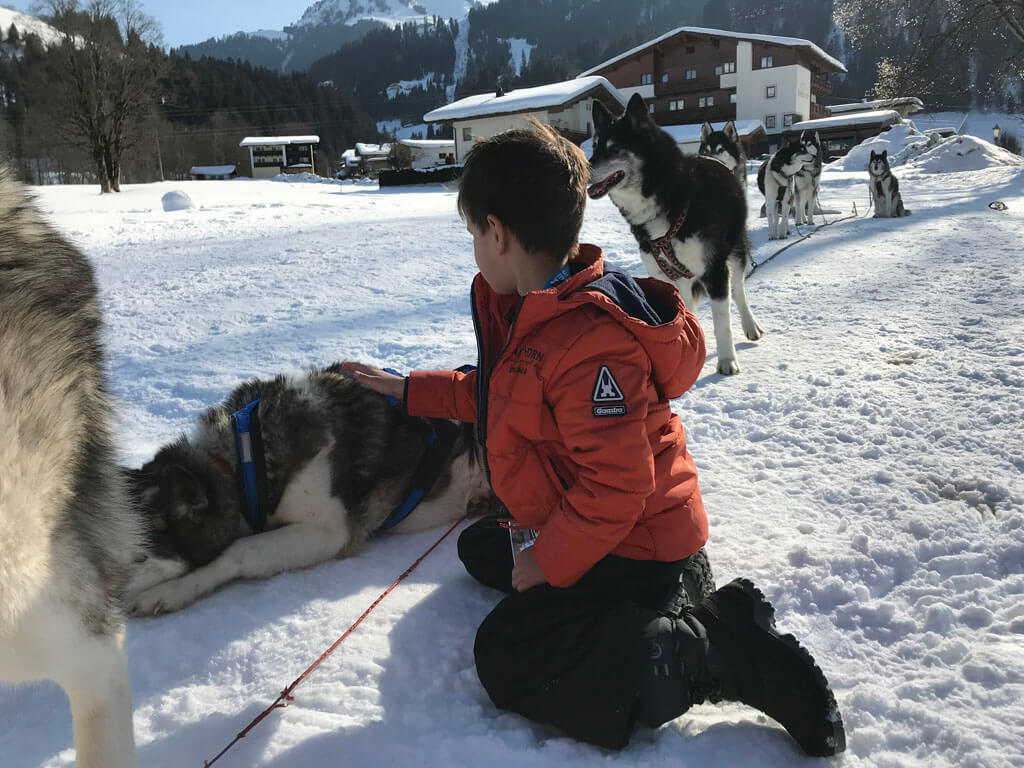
[128,580,195,617]
[744,322,765,341]
[717,358,741,375]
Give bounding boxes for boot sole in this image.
[696,578,847,757]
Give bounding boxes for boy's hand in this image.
[511,546,548,592]
[341,362,405,401]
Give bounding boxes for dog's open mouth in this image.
[587,170,625,200]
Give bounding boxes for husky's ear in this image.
[163,463,209,524]
[870,150,877,160]
[592,99,613,135]
[724,121,739,141]
[625,92,650,127]
[881,150,888,159]
[700,121,713,141]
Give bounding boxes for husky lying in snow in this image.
[868,150,911,218]
[125,364,496,615]
[0,166,139,766]
[698,120,747,188]
[588,94,764,375]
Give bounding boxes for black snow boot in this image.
[638,578,846,757]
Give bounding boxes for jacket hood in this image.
[482,244,705,400]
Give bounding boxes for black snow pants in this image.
[457,515,714,750]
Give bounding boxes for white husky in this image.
[0,167,138,766]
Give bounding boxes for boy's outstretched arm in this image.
[341,362,406,401]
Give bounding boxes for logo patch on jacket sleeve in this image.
[592,365,626,417]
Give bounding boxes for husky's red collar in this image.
[641,208,693,280]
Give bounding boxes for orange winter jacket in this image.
[406,244,708,587]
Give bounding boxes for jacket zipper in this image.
[472,289,524,484]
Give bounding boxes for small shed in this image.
[190,164,236,180]
[239,135,320,178]
[355,143,392,177]
[398,138,457,169]
[789,110,902,159]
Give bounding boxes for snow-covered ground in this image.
[2,156,1023,767]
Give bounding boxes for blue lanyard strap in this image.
[544,264,571,290]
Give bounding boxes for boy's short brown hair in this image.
[457,121,588,260]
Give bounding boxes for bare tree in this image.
[34,0,163,192]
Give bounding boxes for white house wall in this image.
[734,41,811,141]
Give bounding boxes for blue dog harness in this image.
[230,372,463,537]
[232,398,271,534]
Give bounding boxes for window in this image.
[662,73,669,83]
[783,114,794,128]
[699,97,706,108]
[730,93,737,104]
[723,61,736,73]
[686,46,695,54]
[699,96,714,108]
[711,39,720,48]
[669,99,684,110]
[649,103,655,113]
[462,127,472,141]
[765,114,776,129]
[761,55,774,68]
[641,73,653,85]
[766,85,776,98]
[686,69,697,80]
[715,65,722,76]
[707,95,714,107]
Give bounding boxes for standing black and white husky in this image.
[589,94,764,375]
[792,130,823,225]
[125,364,495,615]
[699,120,747,187]
[0,167,139,766]
[759,140,817,239]
[868,150,911,217]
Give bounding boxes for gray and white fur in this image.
[589,94,764,375]
[125,365,496,615]
[761,141,817,239]
[868,150,911,217]
[792,130,823,225]
[0,166,139,766]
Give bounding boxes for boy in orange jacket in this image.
[343,122,845,756]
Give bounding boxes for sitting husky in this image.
[759,139,817,239]
[589,94,763,375]
[0,167,138,765]
[792,130,823,225]
[698,120,747,187]
[125,364,495,615]
[868,150,911,217]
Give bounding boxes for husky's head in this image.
[588,93,667,203]
[127,440,244,567]
[698,120,743,170]
[799,130,822,160]
[868,149,891,177]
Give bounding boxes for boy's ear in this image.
[485,214,510,252]
[626,93,650,127]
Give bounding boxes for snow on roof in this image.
[660,119,766,144]
[355,143,392,156]
[423,76,627,122]
[190,165,236,175]
[827,97,924,115]
[790,110,901,131]
[399,139,455,148]
[238,136,320,147]
[577,26,846,78]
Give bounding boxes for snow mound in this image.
[909,134,1024,173]
[160,190,193,212]
[833,122,934,171]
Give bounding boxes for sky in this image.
[7,0,314,47]
[1,116,1022,767]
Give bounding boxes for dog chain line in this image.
[203,515,470,767]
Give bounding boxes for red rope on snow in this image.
[203,515,468,767]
